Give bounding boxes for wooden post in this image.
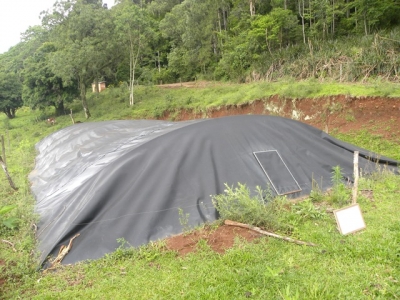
[69,109,75,124]
[1,135,5,165]
[224,220,317,247]
[352,151,359,204]
[0,155,17,191]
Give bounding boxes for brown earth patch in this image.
[161,94,400,143]
[166,224,262,256]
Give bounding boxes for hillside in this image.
[1,81,400,298]
[158,93,398,140]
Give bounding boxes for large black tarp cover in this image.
[30,115,399,266]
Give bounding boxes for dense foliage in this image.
[0,0,399,117]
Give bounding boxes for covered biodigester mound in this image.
[29,115,399,267]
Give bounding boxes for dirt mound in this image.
[166,224,262,256]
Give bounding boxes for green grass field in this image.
[1,80,400,299]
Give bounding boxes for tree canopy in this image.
[2,0,400,117]
[0,70,23,119]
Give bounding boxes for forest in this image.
[0,0,399,119]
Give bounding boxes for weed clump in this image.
[329,165,351,205]
[211,183,288,232]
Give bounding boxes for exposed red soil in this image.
[161,94,400,142]
[165,224,262,256]
[160,91,400,256]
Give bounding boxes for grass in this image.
[4,171,400,299]
[334,130,400,161]
[0,80,400,299]
[88,79,400,120]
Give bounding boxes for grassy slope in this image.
[1,80,400,299]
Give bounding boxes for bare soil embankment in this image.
[161,94,400,143]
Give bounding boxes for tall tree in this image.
[160,0,223,80]
[22,42,77,115]
[346,0,399,35]
[114,0,153,106]
[250,8,299,52]
[147,0,184,19]
[0,70,23,119]
[45,0,116,118]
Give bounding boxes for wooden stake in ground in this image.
[225,220,317,247]
[352,151,359,204]
[0,155,17,191]
[69,109,76,124]
[1,135,5,165]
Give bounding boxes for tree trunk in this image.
[249,0,255,16]
[129,32,140,106]
[80,81,91,119]
[157,51,161,73]
[363,9,368,35]
[265,28,272,54]
[332,0,335,36]
[217,9,223,51]
[55,99,65,116]
[94,78,99,93]
[129,50,135,106]
[1,135,5,165]
[223,8,228,31]
[299,0,306,44]
[3,108,15,119]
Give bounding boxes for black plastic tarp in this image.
[29,115,399,267]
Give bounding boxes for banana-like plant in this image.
[0,205,19,229]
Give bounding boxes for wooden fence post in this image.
[352,151,359,204]
[0,155,17,191]
[1,135,5,165]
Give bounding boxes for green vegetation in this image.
[0,81,399,298]
[0,205,19,230]
[212,183,289,232]
[89,80,400,120]
[336,130,400,161]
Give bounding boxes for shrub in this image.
[0,205,19,230]
[211,183,288,231]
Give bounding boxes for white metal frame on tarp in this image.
[253,150,302,195]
